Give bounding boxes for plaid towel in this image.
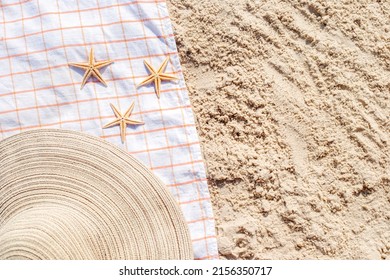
[0,0,218,259]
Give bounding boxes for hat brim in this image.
[0,129,193,260]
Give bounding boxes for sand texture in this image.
[167,0,390,259]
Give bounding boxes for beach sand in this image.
[167,0,390,259]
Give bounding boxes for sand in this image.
[167,0,390,259]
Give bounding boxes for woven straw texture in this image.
[0,129,193,260]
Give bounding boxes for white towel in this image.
[0,0,218,259]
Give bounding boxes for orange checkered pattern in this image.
[0,0,218,259]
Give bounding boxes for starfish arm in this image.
[143,60,157,74]
[159,73,177,81]
[155,77,161,98]
[120,121,126,143]
[89,48,94,65]
[92,68,108,86]
[124,102,135,118]
[68,62,90,70]
[109,103,122,119]
[125,119,144,125]
[80,69,93,89]
[157,57,170,73]
[102,118,121,129]
[94,60,113,69]
[137,75,156,87]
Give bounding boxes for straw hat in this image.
[0,129,193,260]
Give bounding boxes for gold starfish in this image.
[103,102,144,143]
[137,57,177,98]
[69,48,113,89]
